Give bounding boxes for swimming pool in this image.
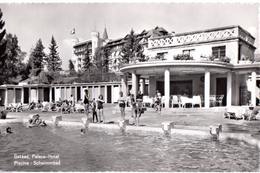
[0,123,259,172]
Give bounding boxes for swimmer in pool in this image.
[81,128,87,134]
[6,127,12,134]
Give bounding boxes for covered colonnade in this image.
[120,61,260,108]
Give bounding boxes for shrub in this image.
[174,54,194,60]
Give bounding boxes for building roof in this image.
[103,27,108,40]
[73,39,92,48]
[106,26,170,47]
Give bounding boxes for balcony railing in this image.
[148,26,255,49]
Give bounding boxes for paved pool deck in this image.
[1,104,260,148]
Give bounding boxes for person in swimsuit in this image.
[97,94,105,124]
[6,127,12,134]
[91,98,98,123]
[83,89,90,118]
[118,91,126,120]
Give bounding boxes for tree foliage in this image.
[29,39,45,77]
[120,29,144,64]
[45,36,62,72]
[82,50,91,72]
[2,33,27,84]
[0,9,7,84]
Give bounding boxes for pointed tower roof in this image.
[103,27,108,40]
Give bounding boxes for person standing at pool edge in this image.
[135,91,143,126]
[118,91,126,120]
[97,94,105,124]
[83,89,90,118]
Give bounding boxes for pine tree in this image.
[82,50,91,72]
[0,9,7,84]
[120,29,144,64]
[3,33,26,83]
[45,36,62,72]
[29,39,45,76]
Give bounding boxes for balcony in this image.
[148,25,255,49]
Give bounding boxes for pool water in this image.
[0,123,259,172]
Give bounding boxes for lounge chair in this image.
[171,95,180,108]
[180,96,193,108]
[192,95,201,108]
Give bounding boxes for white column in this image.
[104,85,107,103]
[132,71,139,97]
[5,89,8,106]
[36,87,38,102]
[140,78,145,94]
[251,71,256,106]
[29,87,31,103]
[204,69,210,108]
[227,71,232,107]
[49,87,52,102]
[21,87,24,104]
[164,69,170,108]
[81,86,83,100]
[111,85,114,103]
[98,85,101,98]
[121,75,128,97]
[14,88,16,103]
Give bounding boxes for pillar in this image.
[14,88,16,103]
[49,87,52,102]
[164,69,170,108]
[251,71,256,106]
[132,71,139,97]
[227,71,232,107]
[80,86,83,100]
[21,87,24,104]
[104,85,107,103]
[121,75,128,97]
[5,88,7,106]
[204,69,210,108]
[111,85,114,103]
[29,87,31,103]
[140,78,145,94]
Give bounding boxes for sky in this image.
[0,2,259,70]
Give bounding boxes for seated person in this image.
[243,106,259,121]
[49,100,56,111]
[29,114,47,126]
[27,100,36,110]
[36,100,43,109]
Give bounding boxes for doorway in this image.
[216,78,227,106]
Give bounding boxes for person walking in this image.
[83,89,90,118]
[91,98,98,123]
[155,90,162,114]
[118,91,126,120]
[135,91,143,126]
[97,94,105,123]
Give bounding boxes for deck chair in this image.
[75,103,85,113]
[192,95,201,108]
[171,95,180,108]
[210,95,216,107]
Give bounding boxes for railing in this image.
[148,26,255,48]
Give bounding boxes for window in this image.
[212,46,226,57]
[156,52,168,59]
[183,49,195,57]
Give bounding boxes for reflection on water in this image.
[0,123,259,172]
